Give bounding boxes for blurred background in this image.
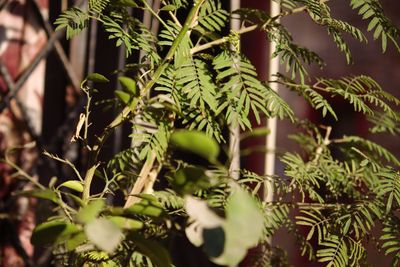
[0,0,399,266]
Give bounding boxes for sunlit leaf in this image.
[170,130,220,162]
[58,180,84,192]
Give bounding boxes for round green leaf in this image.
[160,4,177,11]
[58,180,84,192]
[115,90,131,104]
[86,73,109,83]
[118,76,138,96]
[170,130,220,162]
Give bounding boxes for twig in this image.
[313,126,332,162]
[43,151,83,182]
[169,11,182,27]
[124,153,157,208]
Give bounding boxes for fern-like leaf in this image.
[317,234,349,267]
[376,169,400,213]
[197,0,229,32]
[350,0,400,52]
[380,216,400,265]
[89,0,110,13]
[54,8,89,40]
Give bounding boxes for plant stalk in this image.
[82,0,206,202]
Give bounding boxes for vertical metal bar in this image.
[87,19,98,76]
[113,46,127,156]
[229,0,241,180]
[264,1,280,204]
[139,0,154,61]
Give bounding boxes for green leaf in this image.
[16,189,58,204]
[115,90,131,104]
[118,76,138,96]
[125,194,165,217]
[85,218,123,253]
[108,195,165,218]
[31,220,80,245]
[86,73,109,83]
[170,130,220,162]
[76,199,105,224]
[58,180,84,192]
[160,4,177,11]
[306,226,315,241]
[225,186,264,245]
[107,216,144,230]
[65,231,86,251]
[171,166,211,195]
[184,187,264,266]
[211,187,263,265]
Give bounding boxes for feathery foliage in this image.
[8,0,400,267]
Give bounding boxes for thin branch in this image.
[190,25,256,54]
[82,0,206,202]
[190,0,329,55]
[124,153,157,208]
[313,126,332,162]
[169,11,182,27]
[43,151,84,182]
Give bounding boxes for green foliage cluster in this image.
[6,0,400,266]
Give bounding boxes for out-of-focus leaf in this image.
[125,194,165,217]
[170,130,220,162]
[118,76,138,96]
[85,218,123,253]
[171,166,211,195]
[31,220,80,245]
[109,194,165,218]
[185,196,223,228]
[76,199,105,224]
[115,90,131,104]
[212,186,264,265]
[16,189,58,204]
[65,231,86,251]
[184,187,264,266]
[107,216,144,230]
